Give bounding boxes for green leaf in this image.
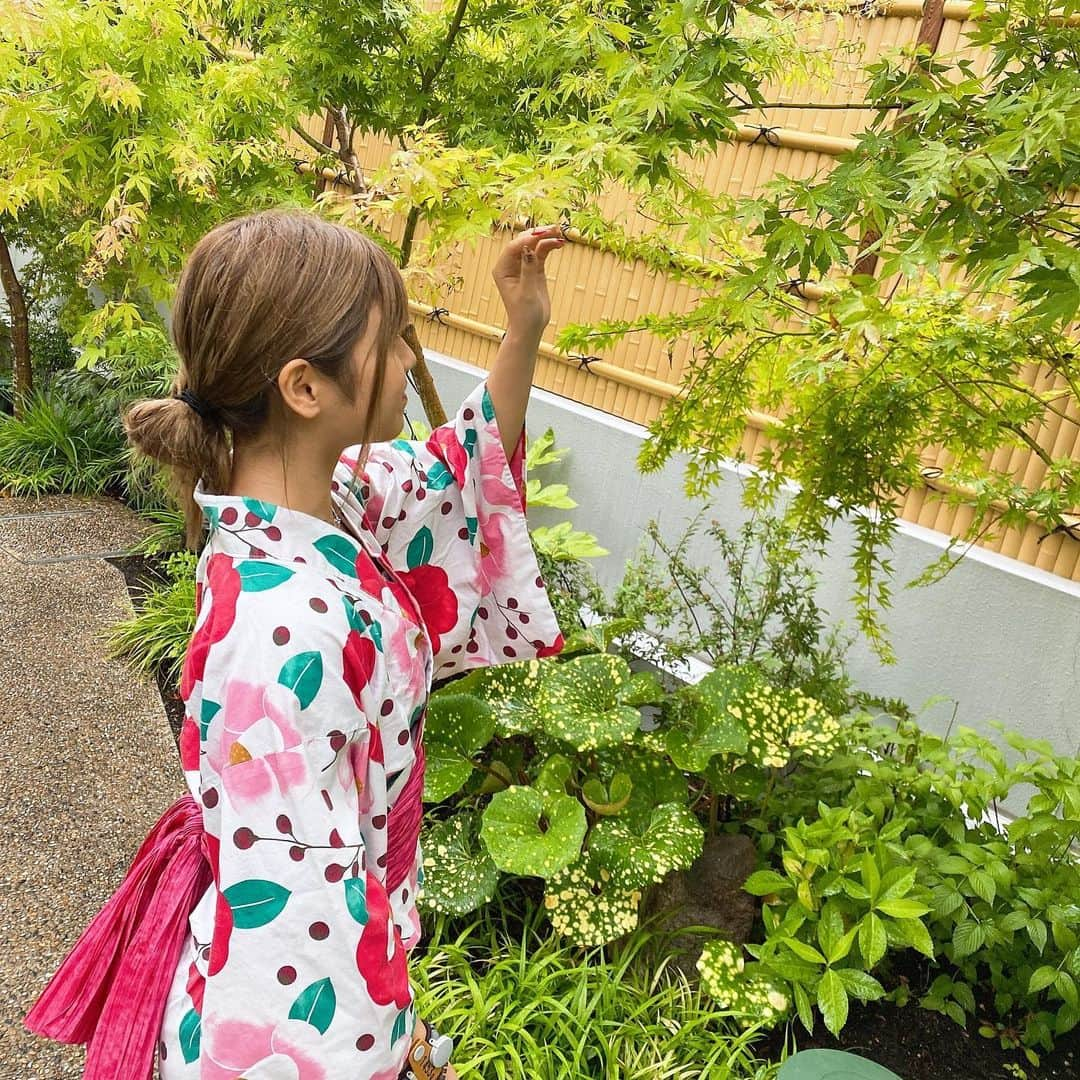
[480,784,586,878]
[242,498,277,522]
[784,937,826,965]
[859,912,887,968]
[407,526,434,568]
[1028,966,1058,994]
[744,870,790,896]
[876,866,916,903]
[968,869,996,905]
[313,534,360,578]
[278,651,323,709]
[223,879,291,929]
[876,898,929,919]
[836,969,885,1002]
[178,1008,201,1064]
[426,461,454,491]
[952,920,986,958]
[288,978,337,1035]
[589,803,704,888]
[794,981,815,1033]
[817,969,849,1036]
[236,560,295,591]
[417,813,500,916]
[344,877,368,924]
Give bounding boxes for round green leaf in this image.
[580,771,632,815]
[543,848,642,948]
[418,812,500,916]
[539,653,643,751]
[480,784,586,878]
[449,658,548,737]
[423,741,477,802]
[424,693,496,756]
[588,803,704,889]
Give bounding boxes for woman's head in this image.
[123,208,414,549]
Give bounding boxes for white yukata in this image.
[156,376,566,1078]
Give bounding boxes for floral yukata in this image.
[156,377,565,1078]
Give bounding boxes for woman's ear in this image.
[276,357,325,420]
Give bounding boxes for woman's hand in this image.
[444,1065,459,1080]
[491,223,566,340]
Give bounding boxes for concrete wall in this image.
[418,350,1080,759]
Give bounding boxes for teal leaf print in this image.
[463,428,477,458]
[223,879,291,929]
[236,561,294,592]
[199,699,221,740]
[288,978,337,1035]
[242,498,277,523]
[204,506,220,529]
[179,1008,201,1063]
[481,386,496,423]
[465,516,477,544]
[390,439,417,456]
[391,1006,411,1045]
[342,597,384,651]
[426,461,454,491]
[313,534,360,579]
[344,876,368,924]
[278,651,323,709]
[407,526,434,569]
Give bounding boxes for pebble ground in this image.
[0,495,181,1078]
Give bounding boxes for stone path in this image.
[0,495,181,1078]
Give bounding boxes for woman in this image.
[24,208,567,1078]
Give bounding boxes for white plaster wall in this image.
[419,350,1080,759]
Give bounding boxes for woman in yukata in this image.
[24,208,568,1078]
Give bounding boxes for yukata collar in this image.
[192,476,382,589]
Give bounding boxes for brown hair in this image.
[123,208,408,549]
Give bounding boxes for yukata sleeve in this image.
[188,576,418,1080]
[335,375,566,680]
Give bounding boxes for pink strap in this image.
[386,732,425,895]
[24,793,210,1080]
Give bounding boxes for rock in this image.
[638,832,757,982]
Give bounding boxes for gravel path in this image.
[0,495,182,1078]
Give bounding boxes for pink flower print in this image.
[206,681,309,806]
[200,1016,326,1080]
[476,507,515,595]
[386,619,429,704]
[478,436,525,514]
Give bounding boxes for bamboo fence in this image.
[287,0,1080,580]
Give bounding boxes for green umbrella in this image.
[778,1050,902,1080]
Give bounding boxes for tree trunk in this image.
[0,226,32,418]
[395,204,447,426]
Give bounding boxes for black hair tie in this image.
[175,388,219,424]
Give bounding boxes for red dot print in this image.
[273,626,290,645]
[377,853,387,868]
[380,699,393,716]
[325,863,346,883]
[398,509,406,520]
[463,408,474,420]
[309,598,328,613]
[507,627,519,640]
[466,641,479,653]
[289,845,305,861]
[277,966,297,985]
[371,814,386,829]
[233,828,256,849]
[535,576,544,588]
[440,502,452,515]
[415,488,426,501]
[532,639,545,649]
[309,922,330,940]
[276,814,293,833]
[331,481,339,491]
[397,730,410,745]
[477,606,488,619]
[202,788,219,808]
[507,598,518,608]
[451,644,462,654]
[502,646,517,657]
[356,1034,375,1051]
[221,507,238,525]
[249,547,266,558]
[245,512,261,527]
[520,613,530,623]
[402,889,409,901]
[402,480,413,493]
[382,516,396,530]
[457,527,470,540]
[265,526,282,541]
[159,1041,167,1060]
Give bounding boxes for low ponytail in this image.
[122,383,232,550]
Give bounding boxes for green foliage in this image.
[107,551,198,689]
[0,384,128,495]
[411,876,778,1080]
[600,503,855,717]
[724,716,1080,1061]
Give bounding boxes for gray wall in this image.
[419,350,1079,759]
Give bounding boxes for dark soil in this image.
[758,951,1080,1080]
[105,551,185,745]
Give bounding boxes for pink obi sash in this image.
[24,741,425,1077]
